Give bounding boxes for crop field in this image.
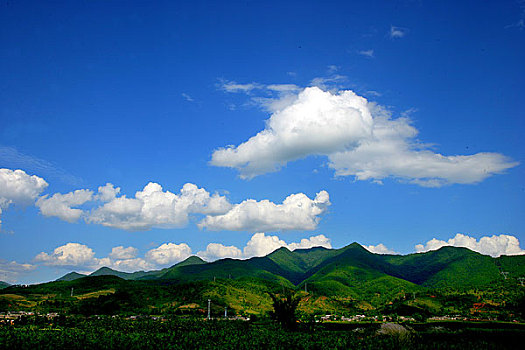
[1,318,524,350]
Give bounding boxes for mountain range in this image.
[2,243,524,317]
[55,243,525,294]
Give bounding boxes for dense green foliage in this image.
[1,318,524,349]
[268,290,301,330]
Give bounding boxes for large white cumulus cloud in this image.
[198,232,332,261]
[211,87,374,178]
[0,168,48,229]
[198,190,330,232]
[211,87,517,186]
[0,169,330,233]
[88,182,232,231]
[415,233,525,257]
[328,106,517,187]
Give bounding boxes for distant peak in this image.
[56,271,86,282]
[172,255,207,268]
[94,266,116,273]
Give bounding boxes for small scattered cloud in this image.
[0,259,35,283]
[505,19,525,30]
[415,233,525,257]
[358,49,375,58]
[309,75,348,91]
[364,243,398,255]
[144,243,192,265]
[219,80,264,93]
[0,146,81,185]
[400,107,418,118]
[505,1,525,30]
[198,190,330,232]
[198,232,332,261]
[198,242,243,261]
[327,65,339,73]
[390,26,408,38]
[181,93,194,102]
[365,90,382,97]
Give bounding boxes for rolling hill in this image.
[27,243,522,315]
[55,243,524,293]
[2,243,524,317]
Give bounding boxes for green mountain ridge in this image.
[3,243,524,318]
[52,243,525,299]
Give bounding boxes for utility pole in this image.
[224,307,227,318]
[207,299,211,320]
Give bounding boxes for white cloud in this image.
[328,107,518,186]
[213,85,517,186]
[0,259,35,283]
[266,84,301,93]
[210,87,374,178]
[415,233,525,257]
[220,80,264,93]
[198,232,332,261]
[505,19,525,30]
[198,190,330,232]
[34,242,160,273]
[96,183,121,202]
[88,182,231,231]
[110,257,155,272]
[35,243,99,268]
[145,243,192,265]
[358,49,375,58]
[198,243,243,261]
[0,168,48,229]
[36,189,93,222]
[0,146,81,186]
[181,93,194,102]
[390,26,408,38]
[309,75,348,91]
[287,234,332,251]
[109,246,138,260]
[364,243,398,255]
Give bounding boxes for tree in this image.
[268,290,301,330]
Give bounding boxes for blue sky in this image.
[1,0,524,284]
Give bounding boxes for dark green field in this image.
[1,318,524,349]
